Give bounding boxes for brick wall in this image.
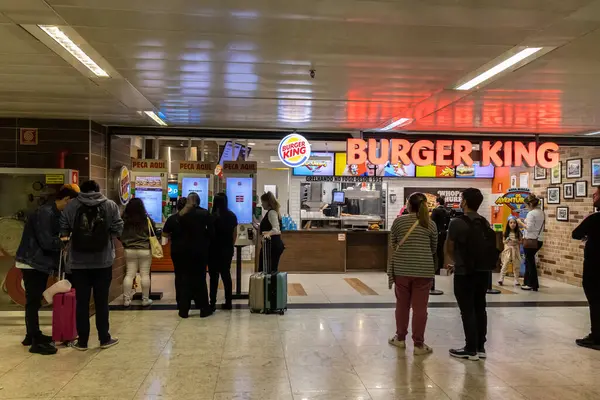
[511,146,600,286]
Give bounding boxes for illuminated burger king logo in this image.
[118,166,131,205]
[278,134,311,168]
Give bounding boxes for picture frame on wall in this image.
[519,172,529,188]
[547,187,560,204]
[556,206,569,222]
[566,158,582,179]
[592,158,600,186]
[534,166,547,180]
[576,181,588,198]
[539,198,544,211]
[563,183,574,199]
[550,162,562,184]
[510,175,517,188]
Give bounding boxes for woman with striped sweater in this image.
[388,192,438,355]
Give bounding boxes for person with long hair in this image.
[208,193,238,311]
[498,217,522,286]
[518,194,545,291]
[388,192,437,355]
[258,192,285,272]
[120,198,157,307]
[162,197,187,311]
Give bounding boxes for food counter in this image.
[278,230,390,273]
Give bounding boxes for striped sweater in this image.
[388,213,437,283]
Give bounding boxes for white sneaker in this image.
[414,344,433,355]
[123,296,131,307]
[142,298,153,307]
[388,335,406,348]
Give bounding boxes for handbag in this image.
[43,249,71,304]
[147,218,164,259]
[523,219,545,249]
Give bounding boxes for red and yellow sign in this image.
[131,159,167,171]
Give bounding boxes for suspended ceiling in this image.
[1,0,600,134]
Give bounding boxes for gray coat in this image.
[60,192,124,269]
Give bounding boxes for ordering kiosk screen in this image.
[226,177,253,224]
[134,176,163,223]
[181,177,209,209]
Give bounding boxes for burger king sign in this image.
[278,134,311,168]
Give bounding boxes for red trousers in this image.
[394,276,432,346]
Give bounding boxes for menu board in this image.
[381,162,415,177]
[456,163,495,178]
[181,177,209,209]
[293,152,335,176]
[334,153,415,177]
[335,153,369,176]
[134,176,163,223]
[226,177,253,224]
[416,165,456,178]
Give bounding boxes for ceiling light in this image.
[248,142,256,146]
[378,118,413,131]
[143,111,167,126]
[38,25,109,77]
[585,131,600,136]
[455,47,543,91]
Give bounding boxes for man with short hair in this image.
[60,180,123,351]
[572,186,600,350]
[16,186,79,355]
[445,188,494,361]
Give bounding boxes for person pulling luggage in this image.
[256,192,284,272]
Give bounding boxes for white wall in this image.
[257,168,290,215]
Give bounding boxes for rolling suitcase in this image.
[52,251,77,344]
[262,238,287,315]
[249,272,265,313]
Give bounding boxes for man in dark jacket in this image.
[15,186,79,355]
[572,186,600,350]
[60,180,123,351]
[430,196,450,293]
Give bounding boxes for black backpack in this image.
[71,204,109,253]
[459,215,499,272]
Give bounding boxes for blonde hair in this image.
[260,191,280,215]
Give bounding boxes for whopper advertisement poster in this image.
[403,187,464,209]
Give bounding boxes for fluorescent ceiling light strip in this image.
[144,111,168,126]
[379,118,411,131]
[455,47,543,91]
[38,25,109,78]
[585,131,600,136]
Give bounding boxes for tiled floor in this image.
[122,271,587,307]
[0,306,598,399]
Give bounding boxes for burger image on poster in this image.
[278,133,311,168]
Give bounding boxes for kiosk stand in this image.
[223,161,258,300]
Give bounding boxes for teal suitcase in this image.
[264,272,287,314]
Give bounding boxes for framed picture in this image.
[556,206,569,222]
[550,162,562,184]
[592,158,600,186]
[576,181,588,198]
[510,175,517,188]
[566,158,582,179]
[563,183,574,199]
[539,198,544,211]
[534,166,547,180]
[547,187,560,204]
[519,172,529,188]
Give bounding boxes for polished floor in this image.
[0,306,598,399]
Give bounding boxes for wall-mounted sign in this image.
[118,166,131,205]
[19,128,38,145]
[223,161,258,174]
[278,134,311,167]
[347,139,559,168]
[495,188,531,217]
[293,152,334,176]
[305,176,383,183]
[177,161,215,174]
[131,159,167,172]
[45,174,64,184]
[404,187,464,209]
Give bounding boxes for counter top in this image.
[283,229,389,234]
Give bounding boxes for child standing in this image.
[498,217,522,286]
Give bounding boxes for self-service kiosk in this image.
[177,161,215,211]
[222,161,258,299]
[130,159,168,225]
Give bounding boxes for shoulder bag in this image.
[395,220,420,252]
[523,217,545,249]
[147,218,164,258]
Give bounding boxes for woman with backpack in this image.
[388,192,438,355]
[120,198,157,307]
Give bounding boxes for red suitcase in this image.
[52,289,77,343]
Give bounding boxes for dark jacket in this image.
[572,212,600,268]
[179,207,215,256]
[60,192,124,269]
[431,206,450,236]
[15,203,63,274]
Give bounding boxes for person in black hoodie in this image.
[15,186,79,355]
[572,186,600,350]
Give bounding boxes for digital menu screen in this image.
[292,152,335,176]
[181,177,209,209]
[416,165,456,178]
[380,162,415,177]
[219,141,233,165]
[134,176,163,223]
[226,177,253,224]
[335,153,370,176]
[456,163,495,178]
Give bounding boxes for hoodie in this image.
[60,192,124,269]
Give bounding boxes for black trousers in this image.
[583,262,600,343]
[22,269,50,341]
[524,241,543,289]
[172,253,209,313]
[432,233,446,290]
[454,272,489,352]
[71,268,112,346]
[208,249,234,306]
[258,236,284,273]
